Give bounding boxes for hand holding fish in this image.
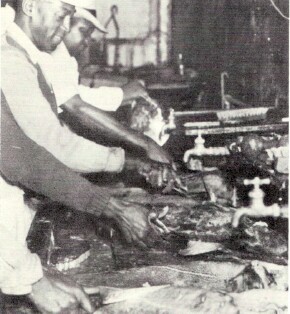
[29,268,94,313]
[138,161,183,192]
[106,198,163,249]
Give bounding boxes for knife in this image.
[84,285,169,305]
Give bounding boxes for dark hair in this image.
[2,0,17,9]
[71,16,81,27]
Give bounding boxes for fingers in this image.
[162,166,169,182]
[157,169,163,187]
[172,162,177,171]
[120,225,133,244]
[52,276,94,313]
[134,237,149,250]
[110,199,159,250]
[144,228,165,248]
[116,216,149,250]
[120,224,148,250]
[144,166,172,188]
[143,163,181,192]
[77,289,95,313]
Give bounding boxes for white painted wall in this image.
[94,0,171,68]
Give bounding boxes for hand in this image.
[29,269,94,314]
[138,162,180,193]
[138,161,178,189]
[122,80,148,102]
[124,157,177,189]
[147,140,172,165]
[105,198,160,249]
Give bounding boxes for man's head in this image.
[16,0,76,52]
[63,8,107,57]
[63,15,94,57]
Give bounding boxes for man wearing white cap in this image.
[49,7,171,166]
[1,1,171,170]
[1,2,101,312]
[1,1,162,312]
[53,7,149,110]
[51,7,125,112]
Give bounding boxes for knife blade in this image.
[84,285,169,305]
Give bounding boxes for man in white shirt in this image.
[51,8,125,112]
[0,175,94,313]
[1,1,171,174]
[53,7,149,112]
[1,4,126,174]
[49,8,172,165]
[1,1,162,311]
[1,2,109,312]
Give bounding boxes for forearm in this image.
[0,254,43,296]
[62,95,150,152]
[0,183,43,295]
[2,58,124,173]
[1,123,112,216]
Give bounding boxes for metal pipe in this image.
[221,71,229,109]
[232,177,288,228]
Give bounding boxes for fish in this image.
[152,202,288,263]
[179,241,223,256]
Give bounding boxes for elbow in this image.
[62,95,84,114]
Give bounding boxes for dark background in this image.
[171,0,289,107]
[3,0,288,108]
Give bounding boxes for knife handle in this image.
[83,286,101,296]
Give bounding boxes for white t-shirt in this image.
[0,177,43,295]
[50,43,123,112]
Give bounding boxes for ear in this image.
[22,0,35,17]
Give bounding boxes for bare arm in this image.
[29,268,94,313]
[62,95,172,164]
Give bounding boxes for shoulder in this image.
[2,35,24,59]
[1,35,35,72]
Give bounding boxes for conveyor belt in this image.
[147,82,190,90]
[216,107,268,122]
[175,107,271,123]
[174,107,271,117]
[185,123,288,136]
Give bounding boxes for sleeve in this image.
[1,50,125,173]
[53,73,79,109]
[49,46,80,108]
[0,178,43,295]
[78,85,123,112]
[0,240,43,295]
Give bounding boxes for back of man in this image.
[1,0,155,249]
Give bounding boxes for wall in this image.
[3,0,287,108]
[1,0,171,69]
[94,0,171,68]
[171,0,289,107]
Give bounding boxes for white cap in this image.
[61,0,96,10]
[0,2,99,35]
[75,7,107,33]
